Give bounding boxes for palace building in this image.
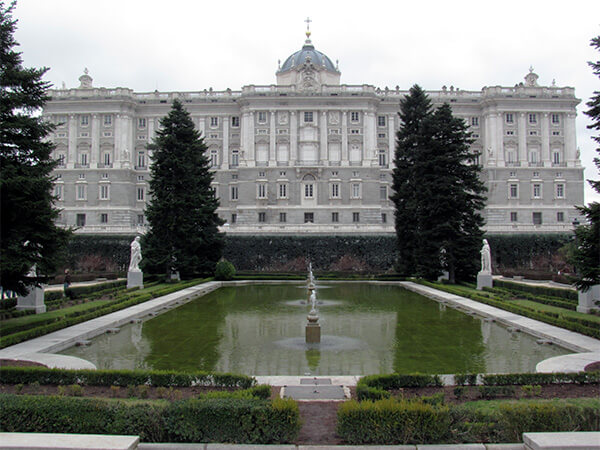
[43,28,584,235]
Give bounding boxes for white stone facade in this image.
[43,39,584,235]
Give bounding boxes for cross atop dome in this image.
[304,17,312,44]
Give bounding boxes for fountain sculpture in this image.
[305,264,321,343]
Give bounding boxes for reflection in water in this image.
[60,283,569,375]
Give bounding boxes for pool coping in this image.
[0,280,598,375]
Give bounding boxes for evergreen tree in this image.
[572,34,600,291]
[143,99,224,278]
[391,86,486,282]
[0,1,70,295]
[391,85,432,275]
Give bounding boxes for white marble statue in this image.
[480,239,491,274]
[129,236,142,272]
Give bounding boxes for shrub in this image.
[358,373,442,390]
[214,260,236,281]
[0,367,256,389]
[482,371,600,386]
[477,385,515,399]
[337,398,452,445]
[356,384,391,401]
[493,279,577,301]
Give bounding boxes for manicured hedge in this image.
[0,366,256,388]
[358,373,443,390]
[493,279,577,301]
[0,394,300,444]
[337,397,600,444]
[482,371,600,386]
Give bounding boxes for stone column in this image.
[67,114,77,168]
[247,112,255,167]
[518,112,527,164]
[91,114,99,168]
[341,111,349,166]
[320,111,327,165]
[198,116,206,138]
[495,113,504,166]
[239,112,249,167]
[269,110,276,166]
[565,113,577,167]
[364,111,376,166]
[388,114,395,169]
[290,111,298,165]
[147,117,155,141]
[125,115,134,164]
[483,113,494,166]
[541,113,550,166]
[222,116,229,168]
[114,114,122,165]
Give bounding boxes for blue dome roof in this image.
[278,42,338,74]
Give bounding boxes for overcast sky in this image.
[12,0,600,203]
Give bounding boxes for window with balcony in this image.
[231,150,239,167]
[278,183,287,199]
[103,152,111,166]
[80,153,88,166]
[304,183,314,198]
[378,149,387,166]
[137,152,146,169]
[257,183,267,199]
[330,183,340,198]
[210,150,218,168]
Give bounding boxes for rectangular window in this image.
[258,111,267,123]
[99,184,109,200]
[231,150,239,167]
[103,152,111,166]
[505,113,514,124]
[509,184,518,199]
[76,184,86,200]
[552,131,561,136]
[331,183,340,198]
[100,213,108,224]
[304,212,314,223]
[304,183,313,198]
[557,212,564,222]
[380,185,388,201]
[76,214,86,227]
[533,184,541,198]
[231,213,237,224]
[377,115,386,127]
[510,212,518,222]
[257,183,267,199]
[304,111,313,123]
[258,212,266,223]
[533,212,542,225]
[103,114,112,126]
[137,152,145,168]
[231,116,240,127]
[351,183,361,199]
[57,154,66,166]
[506,130,515,136]
[210,117,218,127]
[556,184,564,198]
[352,212,360,223]
[80,115,89,126]
[471,117,479,127]
[54,185,63,200]
[381,213,387,223]
[351,111,360,122]
[551,114,560,124]
[553,151,561,164]
[528,113,537,124]
[278,183,287,198]
[137,214,144,225]
[331,212,339,223]
[378,149,387,166]
[279,212,287,223]
[230,185,238,200]
[138,118,146,128]
[137,187,145,201]
[210,150,218,167]
[80,153,88,166]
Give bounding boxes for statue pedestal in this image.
[16,286,46,314]
[477,273,493,290]
[306,322,321,344]
[577,285,600,313]
[127,270,143,289]
[170,271,180,281]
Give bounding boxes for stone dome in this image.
[278,40,339,74]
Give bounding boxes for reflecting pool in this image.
[60,283,569,375]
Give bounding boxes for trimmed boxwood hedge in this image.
[0,394,300,444]
[337,397,600,444]
[0,366,256,388]
[493,279,577,301]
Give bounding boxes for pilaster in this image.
[364,111,376,166]
[495,113,504,166]
[541,113,550,166]
[67,114,77,168]
[290,111,298,164]
[518,113,527,164]
[565,113,577,167]
[341,110,349,166]
[388,114,395,169]
[90,114,99,168]
[269,110,276,166]
[222,116,229,168]
[320,111,327,165]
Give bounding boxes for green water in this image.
[60,283,569,375]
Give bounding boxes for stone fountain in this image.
[305,265,321,343]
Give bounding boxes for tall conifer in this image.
[143,99,224,277]
[0,1,70,294]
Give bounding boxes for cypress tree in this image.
[0,1,70,295]
[142,99,224,278]
[572,34,600,291]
